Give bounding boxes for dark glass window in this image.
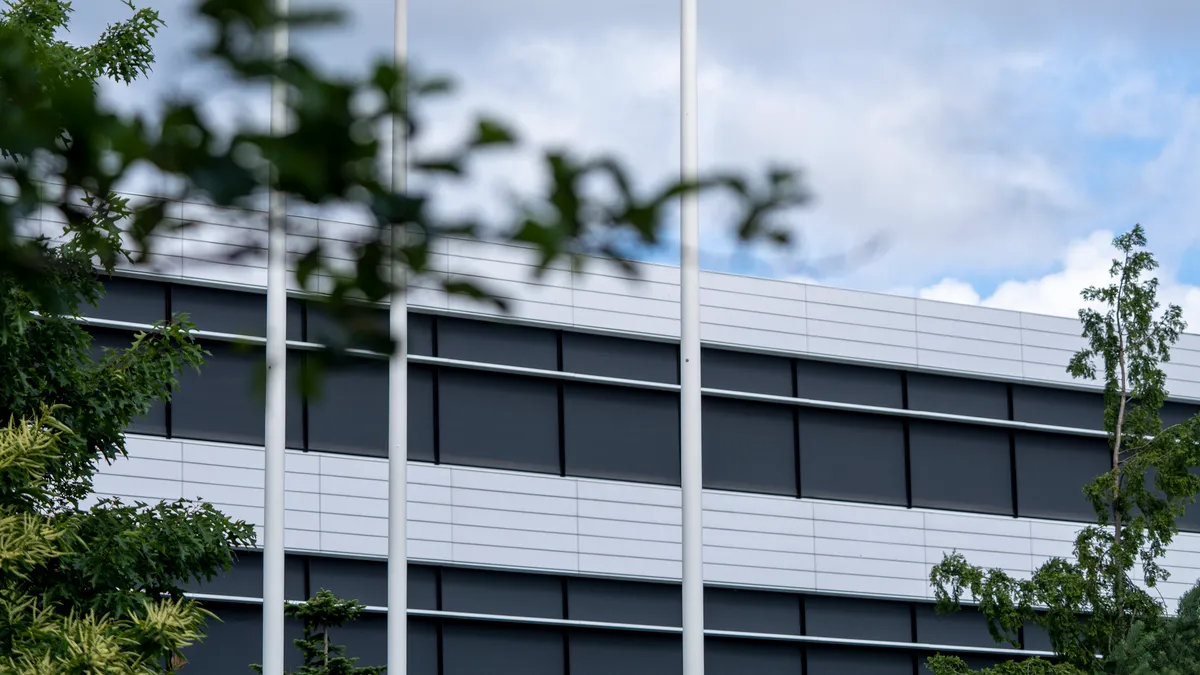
[439,370,560,474]
[88,328,167,436]
[706,638,801,675]
[909,422,1013,515]
[1012,385,1103,431]
[705,587,800,634]
[567,578,680,626]
[409,618,439,675]
[702,399,796,496]
[563,331,677,384]
[569,629,681,675]
[181,602,304,673]
[305,302,390,350]
[702,348,792,396]
[564,383,679,484]
[1014,432,1110,521]
[1162,400,1200,428]
[171,284,302,340]
[443,622,563,675]
[795,359,902,408]
[180,551,305,601]
[804,595,912,643]
[437,316,558,370]
[441,568,562,619]
[171,342,304,447]
[805,646,913,675]
[306,356,433,460]
[85,276,167,325]
[915,604,996,648]
[798,409,907,506]
[907,372,1008,419]
[306,557,437,610]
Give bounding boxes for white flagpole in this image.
[387,0,409,672]
[680,0,704,674]
[262,0,289,671]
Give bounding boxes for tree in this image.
[0,408,248,674]
[0,1,258,671]
[0,0,811,357]
[927,225,1200,674]
[252,590,386,675]
[1104,582,1200,675]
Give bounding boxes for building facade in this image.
[78,233,1200,674]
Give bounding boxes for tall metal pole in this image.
[262,0,289,671]
[387,0,409,672]
[679,0,704,674]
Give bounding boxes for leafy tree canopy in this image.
[928,225,1200,674]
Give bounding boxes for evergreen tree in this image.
[253,590,387,675]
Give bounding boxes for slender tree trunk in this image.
[1110,265,1131,650]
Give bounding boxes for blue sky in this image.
[72,0,1200,320]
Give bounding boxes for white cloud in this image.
[906,229,1200,328]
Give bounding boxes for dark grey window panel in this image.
[1014,432,1110,521]
[907,372,1008,419]
[566,577,680,626]
[441,567,563,619]
[180,551,306,600]
[408,312,435,356]
[302,300,391,348]
[409,619,439,675]
[443,621,563,675]
[804,595,912,643]
[1022,620,1053,652]
[564,382,680,485]
[333,612,386,669]
[171,342,304,447]
[1162,400,1200,428]
[569,629,682,675]
[795,358,903,408]
[302,356,434,459]
[408,365,436,462]
[437,316,558,370]
[798,409,907,506]
[85,276,167,325]
[705,587,800,634]
[702,399,796,496]
[909,421,1013,515]
[915,604,996,648]
[805,645,913,675]
[88,328,167,436]
[706,638,802,675]
[306,357,435,460]
[307,356,387,456]
[182,602,304,673]
[439,370,560,474]
[306,557,437,609]
[701,348,792,396]
[170,284,303,340]
[1011,385,1103,431]
[562,331,677,384]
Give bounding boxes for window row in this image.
[89,277,1200,431]
[97,326,1198,526]
[181,553,1050,674]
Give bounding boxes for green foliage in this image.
[252,590,386,675]
[0,409,247,673]
[0,2,259,671]
[1,0,811,360]
[928,225,1200,673]
[926,654,1085,675]
[1106,582,1200,675]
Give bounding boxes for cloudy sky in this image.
[71,0,1200,321]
